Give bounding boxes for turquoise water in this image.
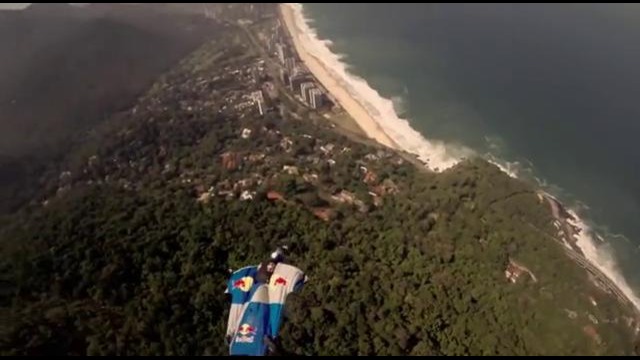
[303,4,640,294]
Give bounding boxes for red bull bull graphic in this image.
[271,276,287,287]
[233,276,254,292]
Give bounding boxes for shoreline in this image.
[279,4,399,151]
[539,191,640,311]
[278,3,640,315]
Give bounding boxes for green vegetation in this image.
[1,4,638,356]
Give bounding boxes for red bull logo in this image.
[271,276,287,287]
[236,323,256,343]
[232,276,254,292]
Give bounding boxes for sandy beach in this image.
[280,4,398,150]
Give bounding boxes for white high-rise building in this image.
[309,88,323,109]
[251,90,265,115]
[284,57,296,73]
[280,69,289,86]
[275,43,286,64]
[300,82,315,103]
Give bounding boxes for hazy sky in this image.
[0,3,30,10]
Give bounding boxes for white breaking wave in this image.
[288,3,470,172]
[288,3,640,312]
[391,95,407,116]
[567,210,640,310]
[487,158,520,179]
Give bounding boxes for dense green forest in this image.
[1,5,638,356]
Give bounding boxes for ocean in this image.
[293,4,640,308]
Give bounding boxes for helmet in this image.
[270,247,285,263]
